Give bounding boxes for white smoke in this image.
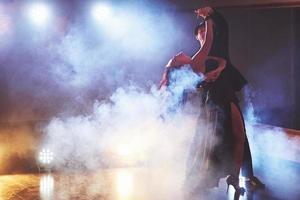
[42,66,205,170]
[241,85,300,199]
[39,63,208,198]
[3,2,190,121]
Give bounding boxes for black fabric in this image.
[209,11,253,178]
[207,11,247,93]
[205,58,219,73]
[186,10,253,190]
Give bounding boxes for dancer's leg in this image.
[242,136,254,177]
[234,104,265,189]
[230,102,245,176]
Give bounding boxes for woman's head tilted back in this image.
[194,21,206,46]
[194,8,231,61]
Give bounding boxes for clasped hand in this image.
[205,69,221,83]
[195,7,214,19]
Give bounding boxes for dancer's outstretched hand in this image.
[205,70,221,83]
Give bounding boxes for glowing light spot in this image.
[116,170,133,199]
[91,3,112,22]
[117,145,132,157]
[26,3,52,27]
[39,149,54,164]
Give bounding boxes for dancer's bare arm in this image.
[191,17,214,73]
[158,68,169,90]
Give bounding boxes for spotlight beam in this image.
[26,3,52,27]
[91,3,112,22]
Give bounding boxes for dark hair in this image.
[194,21,205,36]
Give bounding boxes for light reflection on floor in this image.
[0,167,185,200]
[0,164,299,200]
[40,174,54,200]
[115,169,133,200]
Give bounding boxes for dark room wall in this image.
[219,8,295,128]
[293,8,300,129]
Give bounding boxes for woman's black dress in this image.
[185,11,250,190]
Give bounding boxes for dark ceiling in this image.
[167,0,300,9]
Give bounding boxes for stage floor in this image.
[0,158,299,200]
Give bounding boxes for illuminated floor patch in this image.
[0,162,299,200]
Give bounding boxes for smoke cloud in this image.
[1,1,192,121]
[40,66,205,199]
[41,66,204,168]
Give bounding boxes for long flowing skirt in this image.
[185,101,235,191]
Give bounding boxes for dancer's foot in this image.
[245,176,265,190]
[226,175,245,196]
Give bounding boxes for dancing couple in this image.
[159,6,264,198]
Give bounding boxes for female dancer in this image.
[159,7,235,193]
[191,7,264,192]
[160,7,264,197]
[178,8,248,195]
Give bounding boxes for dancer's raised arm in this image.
[190,8,214,73]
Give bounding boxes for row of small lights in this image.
[38,145,133,165]
[39,148,54,165]
[0,2,112,31]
